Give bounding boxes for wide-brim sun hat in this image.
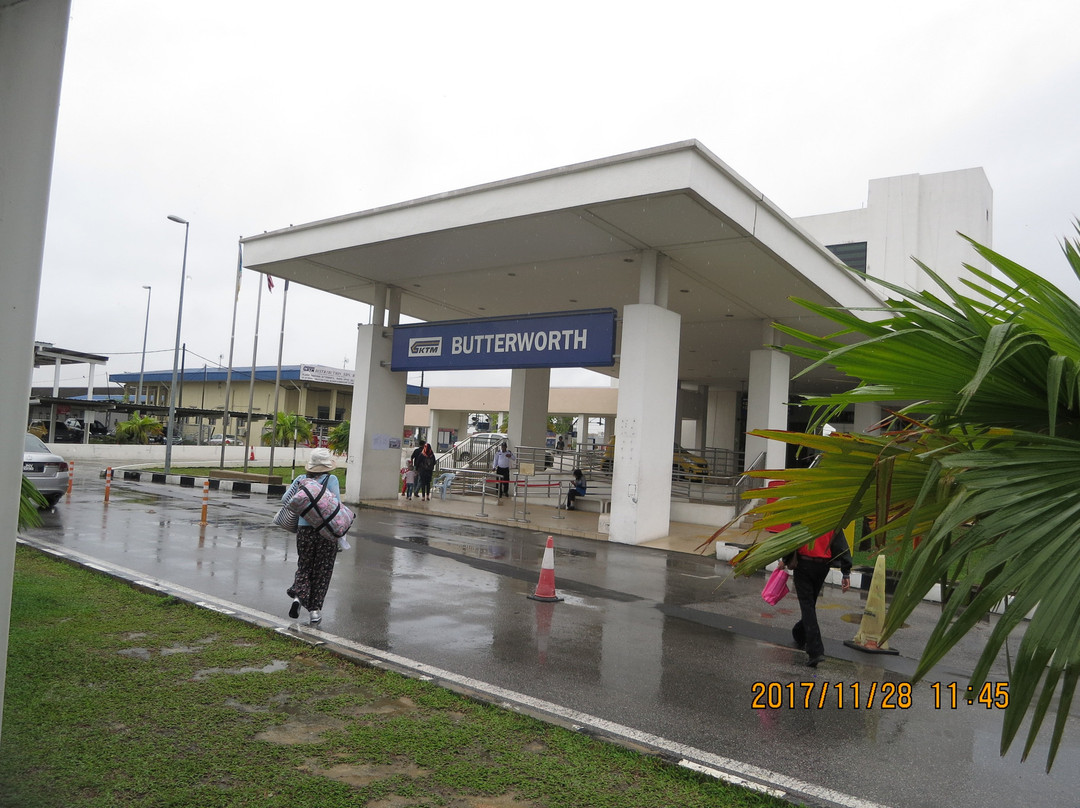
[305,448,337,473]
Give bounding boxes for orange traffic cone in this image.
[528,536,564,602]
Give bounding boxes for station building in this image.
[239,142,992,545]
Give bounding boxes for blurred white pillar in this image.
[0,0,72,743]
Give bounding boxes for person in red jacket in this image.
[782,529,852,667]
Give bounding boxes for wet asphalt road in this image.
[17,468,1080,808]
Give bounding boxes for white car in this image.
[452,433,553,467]
[209,434,237,445]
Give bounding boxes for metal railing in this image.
[434,438,762,510]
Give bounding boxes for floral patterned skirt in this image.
[290,525,338,611]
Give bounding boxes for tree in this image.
[327,421,349,455]
[262,412,313,447]
[20,477,47,529]
[727,225,1080,770]
[114,414,163,444]
[548,416,575,437]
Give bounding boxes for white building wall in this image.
[796,168,993,296]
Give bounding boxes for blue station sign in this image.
[391,308,617,372]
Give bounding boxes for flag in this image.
[267,274,275,292]
[234,242,243,301]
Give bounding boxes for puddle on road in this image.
[402,534,510,561]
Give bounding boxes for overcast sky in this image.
[34,0,1080,392]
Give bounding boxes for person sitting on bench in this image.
[566,468,587,510]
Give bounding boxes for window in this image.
[826,242,867,272]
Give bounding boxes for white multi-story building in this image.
[797,168,994,297]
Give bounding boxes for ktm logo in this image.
[409,337,442,356]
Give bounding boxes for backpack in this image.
[285,475,355,540]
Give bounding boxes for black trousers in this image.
[792,558,832,658]
[496,466,510,497]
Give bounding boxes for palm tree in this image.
[20,477,47,529]
[114,414,163,444]
[327,421,349,455]
[263,412,312,447]
[726,225,1080,770]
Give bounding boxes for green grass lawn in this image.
[1,548,794,808]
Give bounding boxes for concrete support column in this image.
[637,250,670,308]
[371,283,388,328]
[577,413,588,448]
[0,0,72,743]
[609,304,680,545]
[508,367,550,450]
[428,409,443,451]
[854,402,883,435]
[705,389,738,452]
[386,287,401,327]
[346,324,407,503]
[82,364,96,443]
[744,347,790,470]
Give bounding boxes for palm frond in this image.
[727,224,1080,769]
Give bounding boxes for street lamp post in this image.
[165,215,189,475]
[136,285,151,410]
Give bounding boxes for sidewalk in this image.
[365,486,740,557]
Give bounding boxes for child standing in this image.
[403,462,418,500]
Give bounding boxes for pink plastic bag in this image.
[761,567,790,605]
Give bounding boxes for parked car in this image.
[209,434,237,445]
[149,432,189,444]
[27,420,47,439]
[65,418,108,436]
[452,432,505,463]
[23,433,68,507]
[451,433,553,468]
[49,421,84,443]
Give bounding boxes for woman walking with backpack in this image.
[285,448,342,624]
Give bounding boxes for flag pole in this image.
[268,279,289,475]
[219,240,242,467]
[243,277,265,471]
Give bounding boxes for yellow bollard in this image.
[66,459,74,496]
[104,467,112,504]
[844,555,899,655]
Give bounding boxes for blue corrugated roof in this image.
[109,366,304,384]
[107,366,427,397]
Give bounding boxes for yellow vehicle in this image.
[27,420,47,439]
[601,435,709,480]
